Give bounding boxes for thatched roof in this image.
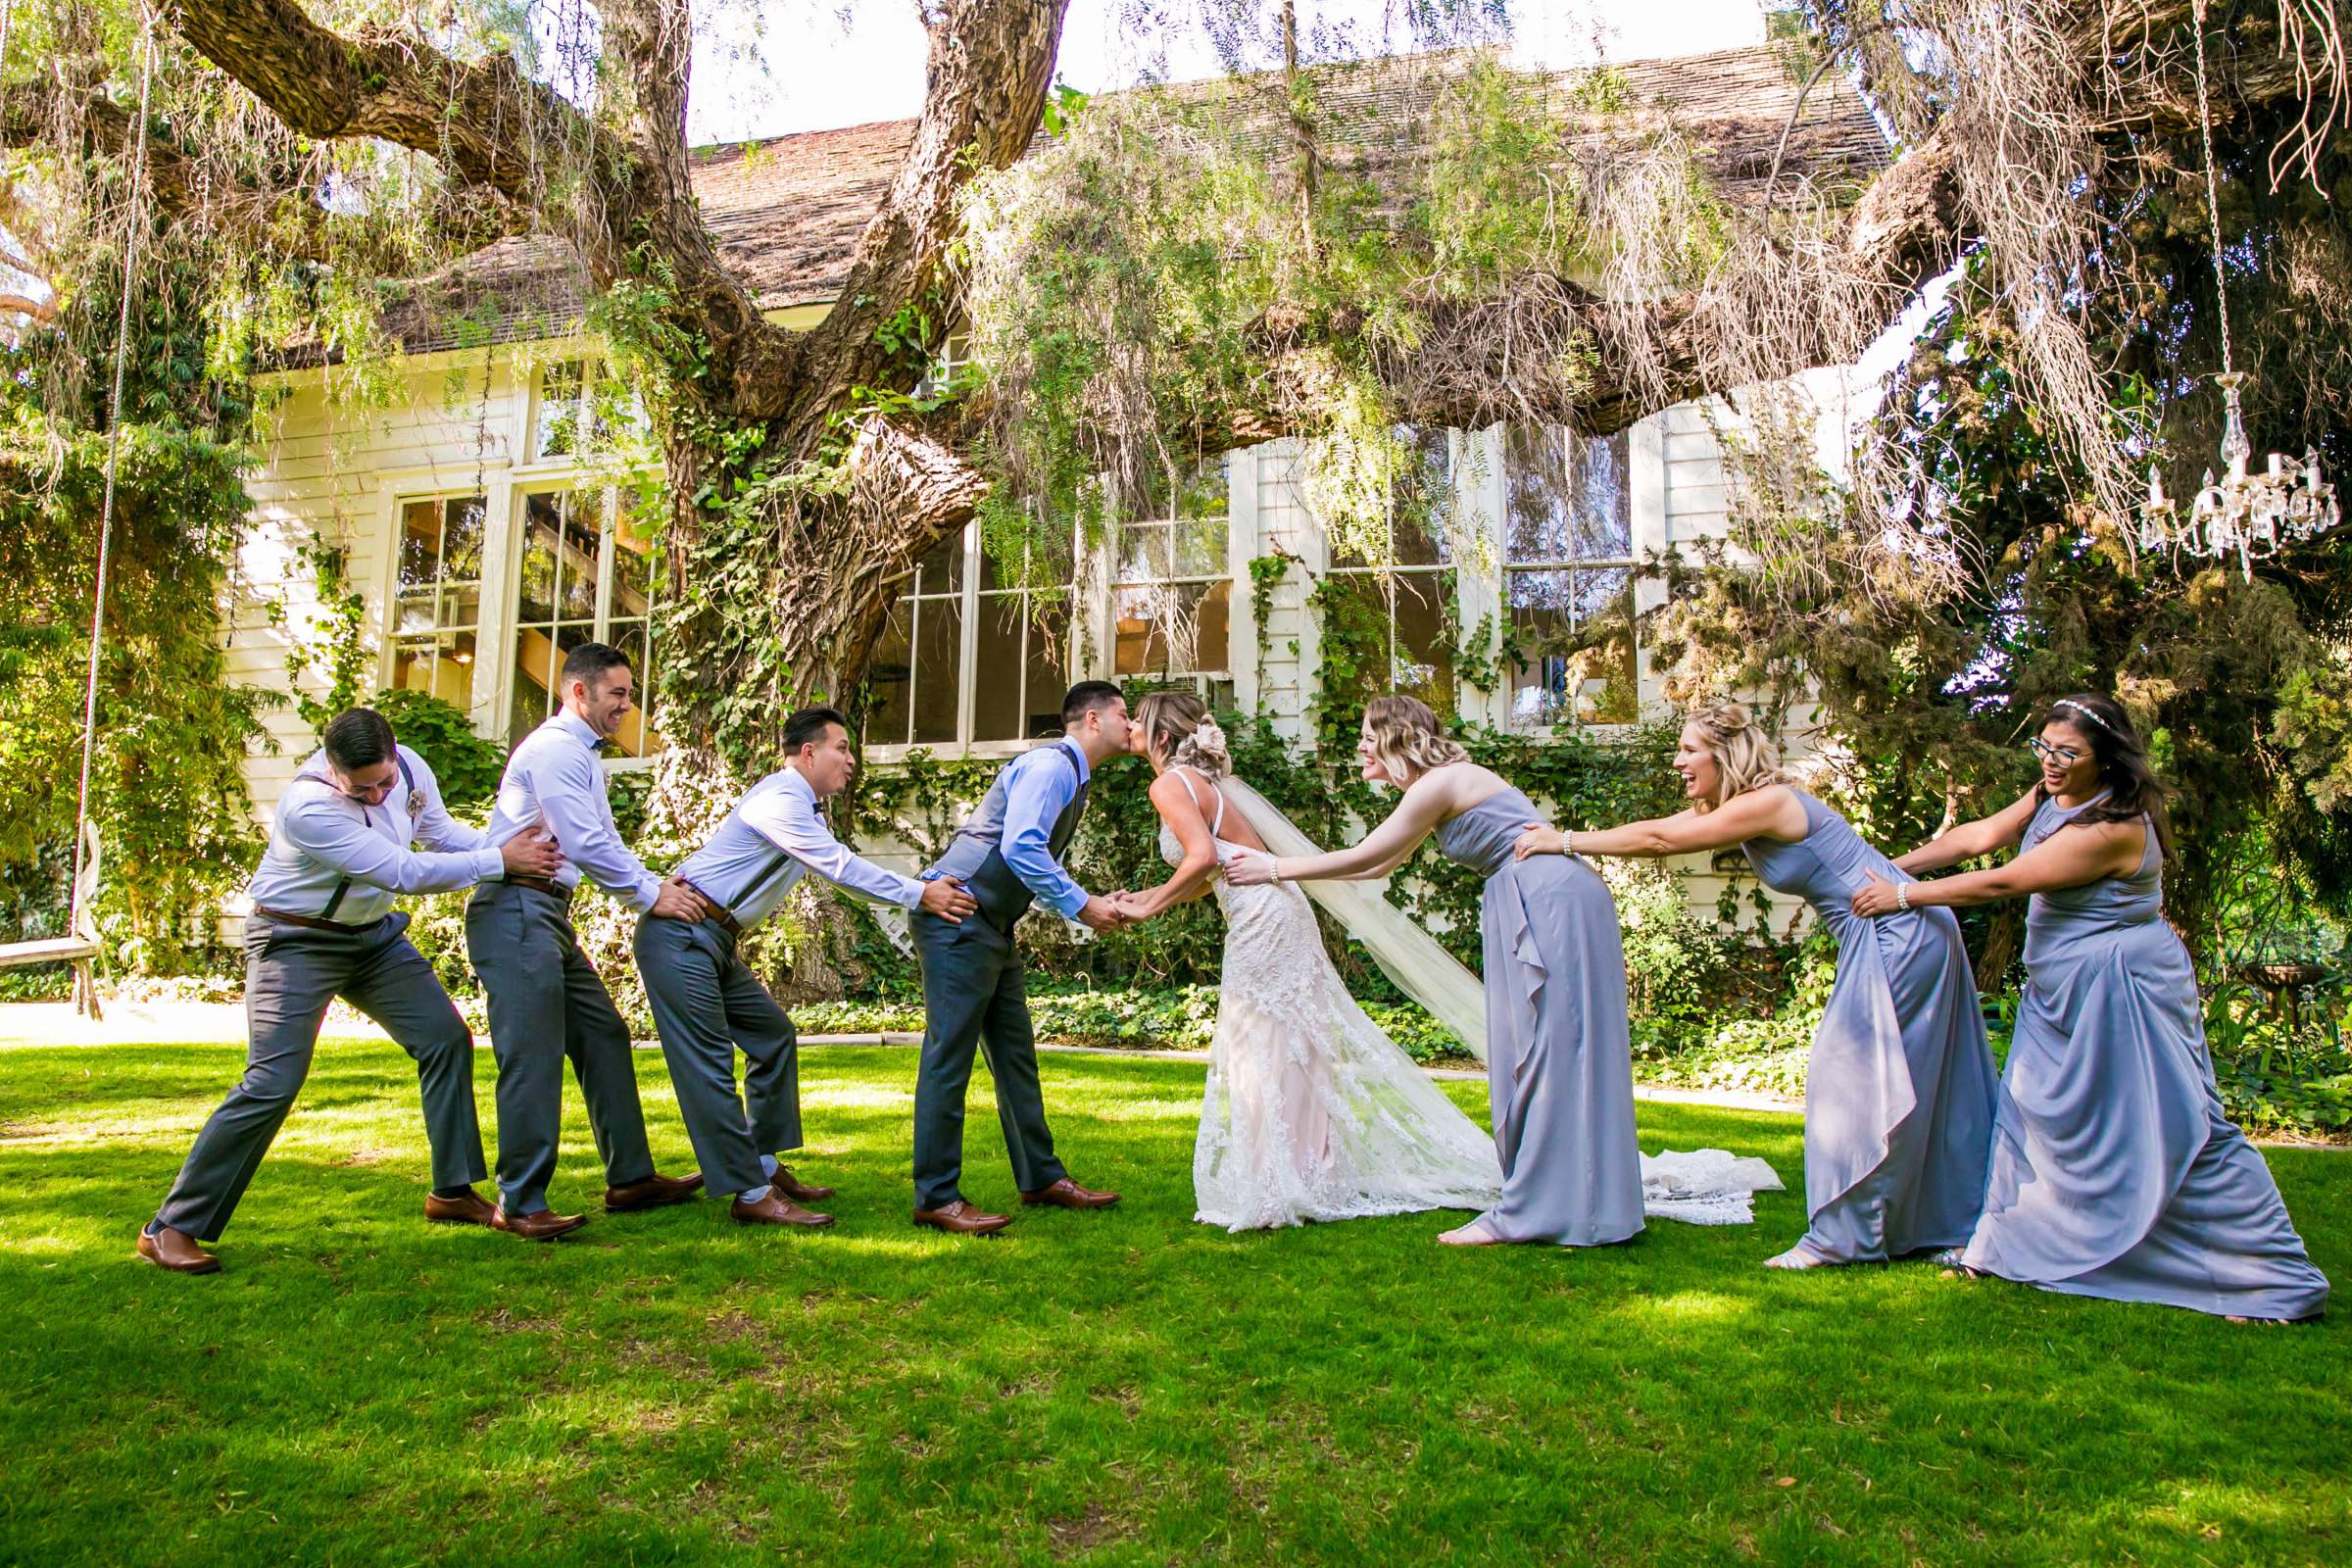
[350,42,1888,360]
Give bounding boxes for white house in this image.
[227,45,1887,921]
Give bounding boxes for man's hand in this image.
[501,828,564,880]
[650,875,710,921]
[920,875,978,924]
[1108,890,1155,922]
[1077,893,1130,933]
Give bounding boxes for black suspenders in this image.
[299,753,417,920]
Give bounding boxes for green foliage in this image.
[0,250,274,979]
[366,689,507,809]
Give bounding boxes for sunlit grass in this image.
[0,1037,2343,1565]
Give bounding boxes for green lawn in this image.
[0,1038,2344,1566]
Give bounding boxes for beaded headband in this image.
[2051,698,2118,736]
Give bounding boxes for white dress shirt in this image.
[674,766,923,930]
[246,745,499,924]
[483,710,662,910]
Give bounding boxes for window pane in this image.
[399,502,440,594]
[606,620,652,757]
[911,596,960,744]
[1116,520,1173,582]
[1141,452,1229,521]
[440,498,485,579]
[518,495,561,624]
[1391,571,1456,720]
[509,622,583,748]
[1115,578,1229,676]
[611,522,654,619]
[978,530,1072,592]
[1395,426,1454,566]
[1507,566,1638,729]
[1023,606,1066,738]
[555,497,602,621]
[913,530,964,598]
[866,599,914,747]
[1505,425,1632,562]
[537,361,587,459]
[973,594,1028,742]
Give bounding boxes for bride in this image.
[1114,692,1781,1237]
[1112,692,1500,1230]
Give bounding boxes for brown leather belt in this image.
[502,874,570,900]
[683,881,743,939]
[252,905,374,935]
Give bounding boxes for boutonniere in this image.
[407,790,426,820]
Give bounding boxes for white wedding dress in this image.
[1162,766,1784,1234]
[1160,770,1502,1230]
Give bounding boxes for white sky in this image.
[685,1,1775,145]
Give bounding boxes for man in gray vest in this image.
[909,680,1133,1235]
[639,706,978,1227]
[138,707,563,1274]
[469,642,706,1241]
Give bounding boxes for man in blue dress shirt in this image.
[468,642,706,1240]
[908,681,1133,1235]
[639,706,979,1226]
[138,708,564,1274]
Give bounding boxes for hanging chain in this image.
[2191,0,2235,379]
[69,10,155,931]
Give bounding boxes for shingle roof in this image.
[350,42,1888,359]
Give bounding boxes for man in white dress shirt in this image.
[637,706,978,1226]
[138,708,564,1274]
[468,642,706,1240]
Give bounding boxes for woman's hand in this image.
[1224,848,1279,886]
[1850,872,1901,918]
[1513,823,1567,860]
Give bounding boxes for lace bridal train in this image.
[1172,772,1782,1232]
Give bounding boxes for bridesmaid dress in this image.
[1959,794,2330,1319]
[1435,786,1645,1246]
[1742,789,1998,1261]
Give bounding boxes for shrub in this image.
[368,688,507,808]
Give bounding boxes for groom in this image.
[908,680,1133,1235]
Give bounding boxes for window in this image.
[509,486,662,758]
[1113,456,1232,691]
[1324,427,1458,720]
[973,541,1072,742]
[867,531,966,748]
[388,496,486,712]
[531,359,643,462]
[867,523,1073,750]
[1502,425,1639,729]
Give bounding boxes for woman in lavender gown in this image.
[1851,694,2328,1322]
[1514,700,1997,1269]
[1225,697,1648,1248]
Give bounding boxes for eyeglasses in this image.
[2027,737,2084,767]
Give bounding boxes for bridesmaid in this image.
[1852,693,2329,1322]
[1514,700,1997,1269]
[1225,696,1643,1248]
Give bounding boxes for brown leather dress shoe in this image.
[731,1190,835,1228]
[911,1200,1012,1235]
[1019,1177,1121,1209]
[423,1186,499,1227]
[137,1224,220,1275]
[769,1165,835,1203]
[492,1205,591,1241]
[605,1171,706,1212]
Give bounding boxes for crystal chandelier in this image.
[2136,1,2339,577]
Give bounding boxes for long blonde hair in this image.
[1135,690,1231,777]
[1684,699,1788,811]
[1361,696,1469,785]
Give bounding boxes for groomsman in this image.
[639,706,978,1226]
[469,642,705,1240]
[139,708,563,1274]
[908,681,1131,1235]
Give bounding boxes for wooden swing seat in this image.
[0,822,104,1017]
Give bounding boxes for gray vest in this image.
[929,741,1089,932]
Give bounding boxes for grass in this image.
[0,1037,2345,1566]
